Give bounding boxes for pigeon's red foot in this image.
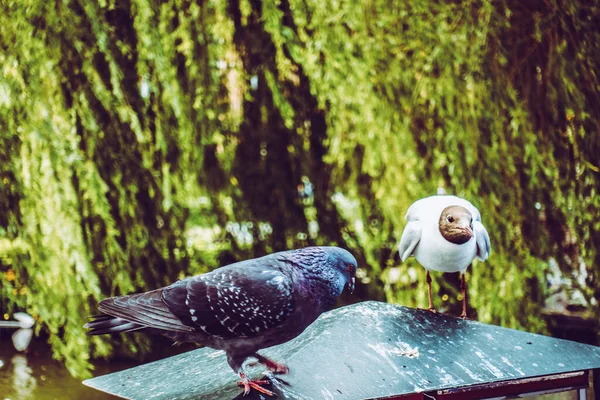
[427,307,437,313]
[459,312,468,319]
[238,372,274,396]
[262,360,289,374]
[250,354,290,374]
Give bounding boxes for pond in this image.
[0,339,134,400]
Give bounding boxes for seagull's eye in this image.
[447,216,454,223]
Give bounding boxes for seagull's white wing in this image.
[473,220,491,261]
[398,220,422,262]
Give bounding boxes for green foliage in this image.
[1,0,599,377]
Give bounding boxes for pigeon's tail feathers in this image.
[84,315,145,335]
[97,289,194,334]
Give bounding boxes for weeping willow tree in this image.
[0,0,598,377]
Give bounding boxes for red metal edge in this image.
[368,371,588,400]
[369,394,425,400]
[432,371,588,400]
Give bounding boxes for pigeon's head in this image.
[322,247,358,294]
[438,205,474,245]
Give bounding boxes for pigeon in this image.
[398,195,491,318]
[85,246,357,396]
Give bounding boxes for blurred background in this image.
[1,0,599,397]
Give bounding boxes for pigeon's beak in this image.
[347,277,356,294]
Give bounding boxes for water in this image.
[0,335,201,400]
[0,340,134,400]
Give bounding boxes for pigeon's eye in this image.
[346,264,355,273]
[447,216,454,223]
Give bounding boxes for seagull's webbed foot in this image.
[238,372,274,396]
[249,353,289,374]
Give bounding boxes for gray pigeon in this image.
[85,246,357,396]
[398,195,491,318]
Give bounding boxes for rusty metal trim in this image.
[429,371,588,399]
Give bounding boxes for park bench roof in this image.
[84,301,600,399]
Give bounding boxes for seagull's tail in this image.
[84,314,145,335]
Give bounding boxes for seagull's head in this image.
[438,205,474,245]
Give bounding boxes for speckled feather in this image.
[162,265,295,338]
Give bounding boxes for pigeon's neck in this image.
[300,267,345,309]
[281,250,345,310]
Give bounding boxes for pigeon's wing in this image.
[474,220,491,261]
[162,264,294,339]
[98,289,193,333]
[398,220,422,262]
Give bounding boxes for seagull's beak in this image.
[458,220,474,238]
[347,277,356,294]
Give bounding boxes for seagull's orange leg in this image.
[460,271,468,319]
[426,270,436,313]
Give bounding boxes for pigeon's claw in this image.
[238,372,274,396]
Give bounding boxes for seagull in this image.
[85,246,357,396]
[398,195,491,318]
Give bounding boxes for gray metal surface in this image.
[83,301,600,399]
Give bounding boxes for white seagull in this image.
[398,195,491,318]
